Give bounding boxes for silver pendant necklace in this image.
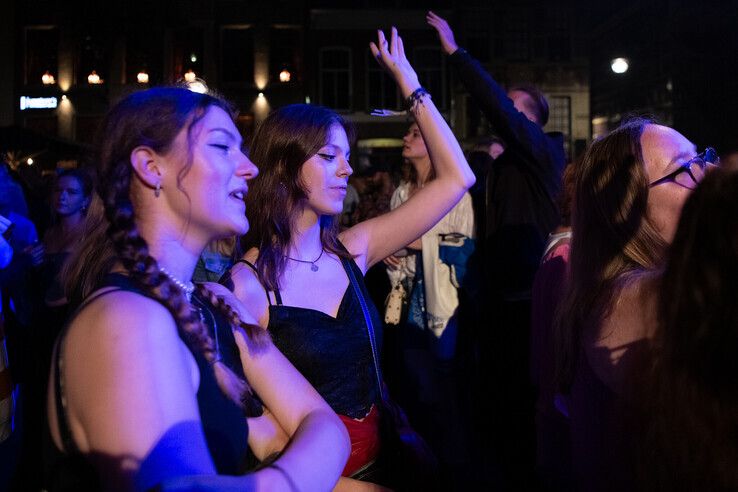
[284,248,324,272]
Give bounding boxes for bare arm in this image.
[50,292,217,491]
[50,289,341,491]
[206,283,351,491]
[341,27,475,272]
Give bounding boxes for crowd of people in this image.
[0,12,736,492]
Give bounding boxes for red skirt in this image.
[339,405,381,476]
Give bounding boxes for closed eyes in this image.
[209,143,231,154]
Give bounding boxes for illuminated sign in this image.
[19,96,58,111]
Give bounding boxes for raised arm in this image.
[427,11,550,162]
[341,27,475,271]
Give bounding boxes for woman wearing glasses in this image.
[555,119,717,491]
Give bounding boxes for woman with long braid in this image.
[46,87,349,491]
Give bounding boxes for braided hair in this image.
[92,87,265,408]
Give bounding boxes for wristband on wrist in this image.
[404,87,431,112]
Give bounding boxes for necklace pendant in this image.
[310,263,319,272]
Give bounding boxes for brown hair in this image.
[401,122,436,196]
[242,104,355,291]
[555,118,667,390]
[638,168,738,489]
[66,87,264,408]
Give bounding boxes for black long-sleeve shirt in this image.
[449,48,566,301]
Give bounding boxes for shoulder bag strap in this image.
[341,257,387,402]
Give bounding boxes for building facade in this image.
[5,0,591,170]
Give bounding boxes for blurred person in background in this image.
[428,12,566,485]
[530,160,576,490]
[384,121,475,487]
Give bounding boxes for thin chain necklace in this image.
[159,266,196,298]
[284,248,324,272]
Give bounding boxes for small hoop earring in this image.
[155,182,161,198]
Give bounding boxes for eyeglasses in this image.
[649,147,719,189]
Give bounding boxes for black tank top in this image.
[49,273,253,489]
[222,255,382,419]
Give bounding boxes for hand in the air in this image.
[369,26,420,98]
[426,11,459,56]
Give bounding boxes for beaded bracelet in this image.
[404,86,431,112]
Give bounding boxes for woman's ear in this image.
[130,146,163,191]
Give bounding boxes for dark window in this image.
[366,49,400,111]
[25,27,58,85]
[173,28,204,81]
[77,32,109,85]
[547,96,571,157]
[221,27,254,84]
[413,47,446,109]
[271,27,301,83]
[126,29,164,85]
[319,47,352,111]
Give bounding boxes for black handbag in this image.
[343,258,439,491]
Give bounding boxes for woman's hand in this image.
[369,27,420,98]
[383,254,401,270]
[426,11,458,55]
[23,241,45,267]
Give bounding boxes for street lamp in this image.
[611,58,629,74]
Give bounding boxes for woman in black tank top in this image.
[224,28,475,489]
[46,88,349,491]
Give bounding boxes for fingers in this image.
[378,29,388,56]
[397,34,406,60]
[369,41,380,60]
[383,255,401,269]
[426,11,449,31]
[390,26,398,56]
